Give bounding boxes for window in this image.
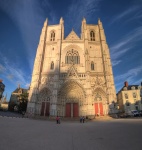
[50,31,55,41]
[91,61,94,70]
[90,31,95,41]
[65,49,80,64]
[126,100,130,106]
[124,93,128,99]
[50,61,54,70]
[133,93,136,98]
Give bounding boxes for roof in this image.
[117,85,139,94]
[12,88,28,94]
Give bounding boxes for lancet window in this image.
[50,31,55,41]
[50,61,54,70]
[90,31,95,41]
[65,49,80,64]
[91,61,95,70]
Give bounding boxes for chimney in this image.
[0,79,3,83]
[141,82,142,86]
[124,81,128,87]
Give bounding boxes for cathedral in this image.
[27,17,116,118]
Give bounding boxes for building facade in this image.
[27,18,116,117]
[9,85,28,111]
[117,82,142,113]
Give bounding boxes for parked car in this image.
[119,113,129,118]
[131,110,139,117]
[138,110,142,116]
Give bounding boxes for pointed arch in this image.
[90,31,95,41]
[65,49,80,64]
[93,87,107,97]
[38,87,51,102]
[58,80,86,100]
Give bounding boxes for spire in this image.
[18,84,20,89]
[60,17,64,24]
[98,18,103,29]
[98,18,101,24]
[44,18,48,27]
[82,17,86,23]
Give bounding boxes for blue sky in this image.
[0,0,142,101]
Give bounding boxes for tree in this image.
[17,92,29,113]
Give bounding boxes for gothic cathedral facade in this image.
[27,18,116,118]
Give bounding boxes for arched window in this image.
[91,61,94,70]
[50,31,55,41]
[90,31,95,41]
[50,61,54,70]
[65,49,80,64]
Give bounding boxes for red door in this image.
[66,103,71,117]
[95,103,98,115]
[45,102,50,116]
[41,102,45,116]
[99,103,103,116]
[73,103,79,117]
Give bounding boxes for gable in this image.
[66,65,79,79]
[65,30,80,40]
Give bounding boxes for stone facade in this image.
[27,18,116,117]
[117,82,142,113]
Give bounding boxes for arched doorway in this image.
[58,81,85,118]
[93,88,107,116]
[38,88,51,117]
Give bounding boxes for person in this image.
[58,116,61,124]
[82,116,85,123]
[56,116,59,124]
[80,116,82,123]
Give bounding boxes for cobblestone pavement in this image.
[0,116,142,150]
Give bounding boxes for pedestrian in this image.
[82,116,85,123]
[56,116,59,124]
[80,116,82,123]
[58,116,61,124]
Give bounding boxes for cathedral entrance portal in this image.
[65,103,79,117]
[41,102,50,116]
[58,81,85,118]
[93,90,107,116]
[39,88,51,117]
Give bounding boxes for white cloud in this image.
[110,6,140,24]
[0,54,30,88]
[65,0,100,34]
[115,66,142,82]
[110,26,142,66]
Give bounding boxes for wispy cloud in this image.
[0,53,30,88]
[110,26,142,66]
[0,0,57,70]
[115,66,142,82]
[115,65,142,91]
[65,0,100,35]
[110,6,140,24]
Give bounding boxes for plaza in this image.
[0,116,142,150]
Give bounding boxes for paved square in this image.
[0,117,142,150]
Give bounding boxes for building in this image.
[9,85,28,111]
[0,94,8,111]
[27,18,116,118]
[117,81,142,113]
[0,79,5,100]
